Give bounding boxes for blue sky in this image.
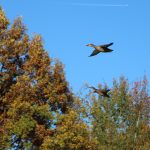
[1,0,150,93]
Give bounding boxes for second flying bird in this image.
[86,42,114,57]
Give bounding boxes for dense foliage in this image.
[0,8,96,149]
[0,7,149,149]
[85,76,150,149]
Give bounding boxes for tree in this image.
[0,8,97,149]
[42,107,98,150]
[86,76,150,149]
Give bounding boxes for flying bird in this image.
[86,42,113,57]
[88,86,110,98]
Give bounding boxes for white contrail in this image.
[63,3,128,7]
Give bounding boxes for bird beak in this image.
[86,44,88,46]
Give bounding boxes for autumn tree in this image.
[85,76,150,149]
[0,8,97,149]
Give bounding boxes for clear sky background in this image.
[1,0,150,93]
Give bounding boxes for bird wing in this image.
[101,42,113,48]
[104,93,110,98]
[106,89,111,92]
[88,86,97,90]
[89,49,100,57]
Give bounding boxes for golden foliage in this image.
[0,8,96,149]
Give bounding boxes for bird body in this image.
[88,86,110,98]
[86,42,113,57]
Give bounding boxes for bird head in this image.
[86,44,95,47]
